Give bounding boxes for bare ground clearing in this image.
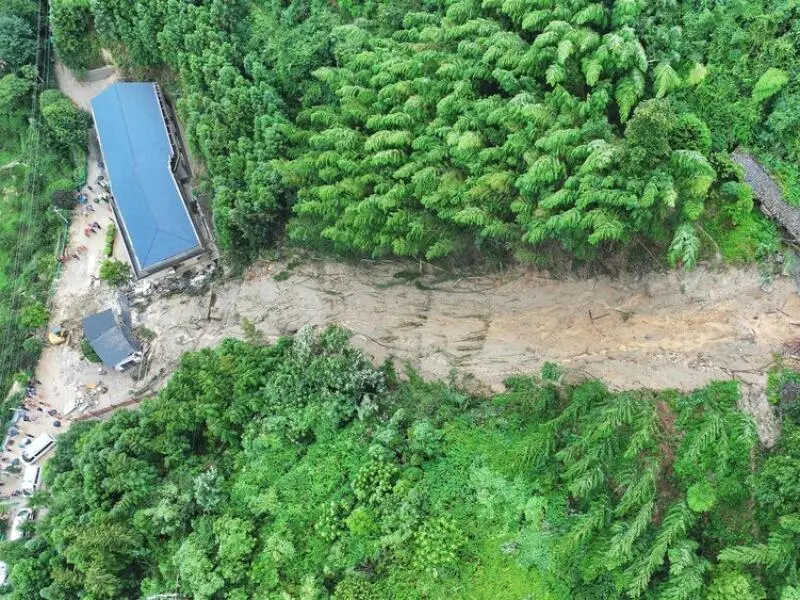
[133,260,794,443]
[54,61,118,110]
[143,261,796,390]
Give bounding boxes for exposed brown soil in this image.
[117,260,790,443]
[142,262,792,385]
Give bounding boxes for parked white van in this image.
[8,508,33,541]
[21,433,55,464]
[22,464,41,496]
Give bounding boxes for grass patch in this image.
[711,212,780,264]
[754,152,800,207]
[273,257,302,281]
[104,223,116,257]
[135,326,156,342]
[457,537,554,600]
[393,269,422,281]
[80,338,101,363]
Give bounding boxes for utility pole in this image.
[52,207,70,225]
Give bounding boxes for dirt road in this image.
[54,62,118,110]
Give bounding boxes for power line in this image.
[0,0,50,390]
[0,0,45,370]
[0,0,47,368]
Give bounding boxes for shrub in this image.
[721,181,755,225]
[240,317,263,345]
[39,89,92,150]
[104,223,116,257]
[48,177,77,209]
[21,336,42,359]
[20,301,49,329]
[707,569,762,600]
[135,326,156,341]
[688,481,717,513]
[71,150,87,187]
[99,259,131,287]
[333,578,374,600]
[412,517,462,578]
[50,188,76,209]
[671,114,713,155]
[80,338,100,363]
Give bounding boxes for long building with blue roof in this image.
[90,82,202,276]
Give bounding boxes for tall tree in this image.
[0,16,36,74]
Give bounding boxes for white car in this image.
[0,560,7,585]
[8,508,34,541]
[21,433,55,464]
[22,464,41,497]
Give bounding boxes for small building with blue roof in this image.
[90,82,203,276]
[82,309,141,370]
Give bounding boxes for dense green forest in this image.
[0,0,90,402]
[23,2,800,597]
[49,0,797,265]
[2,327,798,599]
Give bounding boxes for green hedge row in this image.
[104,222,115,257]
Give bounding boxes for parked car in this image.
[22,464,41,497]
[21,433,55,464]
[8,508,34,541]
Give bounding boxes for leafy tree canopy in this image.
[49,0,103,70]
[71,0,796,266]
[0,0,89,410]
[0,15,36,74]
[4,328,799,599]
[38,89,92,150]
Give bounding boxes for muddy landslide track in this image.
[139,261,799,395]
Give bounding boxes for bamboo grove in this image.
[3,329,799,599]
[48,0,798,264]
[285,2,719,263]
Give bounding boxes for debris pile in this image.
[129,262,217,309]
[64,381,109,415]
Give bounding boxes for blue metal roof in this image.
[90,82,200,273]
[82,309,139,368]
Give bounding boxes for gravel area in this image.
[731,151,800,241]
